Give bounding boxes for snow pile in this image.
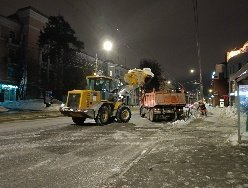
[0,106,8,112]
[170,119,192,127]
[0,99,62,111]
[170,105,238,127]
[209,105,237,120]
[227,134,239,146]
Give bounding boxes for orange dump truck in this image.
[140,90,186,121]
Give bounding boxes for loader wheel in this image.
[96,106,110,125]
[140,106,145,118]
[72,117,86,125]
[116,106,131,123]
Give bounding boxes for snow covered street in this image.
[0,102,248,187]
[0,100,247,142]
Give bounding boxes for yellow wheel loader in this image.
[60,68,154,125]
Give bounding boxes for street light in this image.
[190,69,195,74]
[103,40,113,52]
[95,40,113,75]
[189,68,203,101]
[208,89,213,106]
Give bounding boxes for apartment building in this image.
[0,6,47,101]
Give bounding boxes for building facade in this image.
[212,63,229,107]
[0,6,133,103]
[211,41,248,107]
[0,6,48,101]
[228,52,248,106]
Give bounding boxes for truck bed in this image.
[142,91,186,108]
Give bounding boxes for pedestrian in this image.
[197,101,207,116]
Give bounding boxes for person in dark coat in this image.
[197,101,207,116]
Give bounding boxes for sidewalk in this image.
[0,99,63,123]
[0,110,62,123]
[105,113,248,188]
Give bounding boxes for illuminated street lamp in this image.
[95,40,113,75]
[103,40,113,51]
[190,69,195,74]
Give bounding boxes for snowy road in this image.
[0,113,169,187]
[0,112,248,187]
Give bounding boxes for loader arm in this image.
[118,68,154,96]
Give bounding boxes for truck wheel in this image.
[149,109,156,122]
[116,106,131,123]
[147,109,151,120]
[96,106,110,125]
[172,111,178,121]
[72,117,86,125]
[140,106,145,117]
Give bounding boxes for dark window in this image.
[41,68,47,84]
[238,63,242,70]
[9,48,16,58]
[9,31,15,40]
[42,52,48,62]
[49,71,54,84]
[7,64,14,79]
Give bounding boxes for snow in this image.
[0,100,247,142]
[0,99,62,112]
[173,104,238,127]
[172,104,248,143]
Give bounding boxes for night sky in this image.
[1,0,248,90]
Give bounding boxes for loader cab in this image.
[86,76,115,100]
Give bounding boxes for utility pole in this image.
[192,0,204,101]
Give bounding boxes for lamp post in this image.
[95,40,113,75]
[208,89,213,106]
[189,68,203,101]
[188,68,201,102]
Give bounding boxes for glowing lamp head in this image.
[103,41,113,51]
